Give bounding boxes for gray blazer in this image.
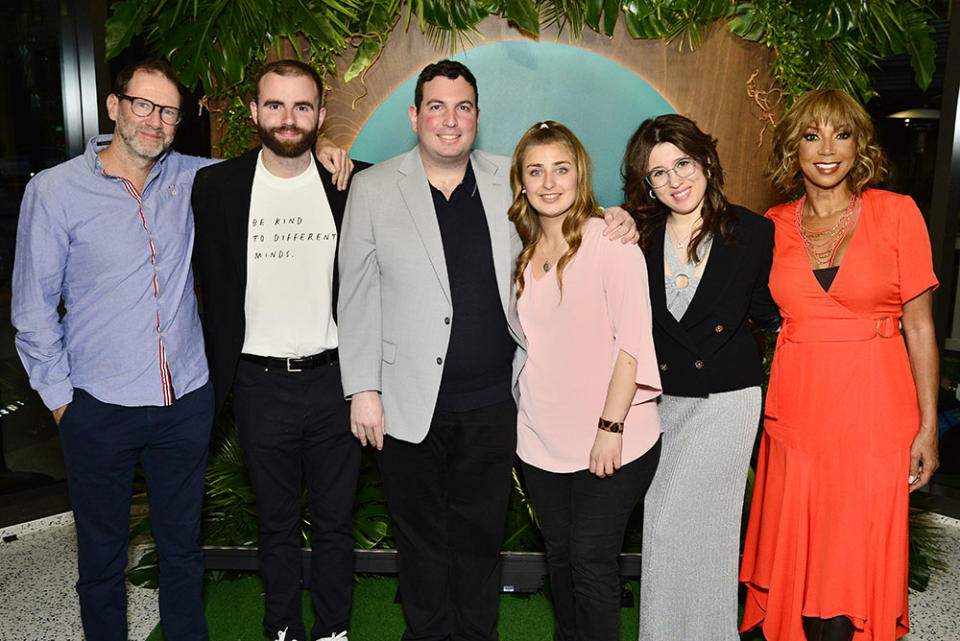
[338,146,525,444]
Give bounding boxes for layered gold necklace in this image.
[794,193,860,268]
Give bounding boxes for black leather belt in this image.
[240,350,338,372]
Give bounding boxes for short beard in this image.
[117,120,171,161]
[259,124,318,158]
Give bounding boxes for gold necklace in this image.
[795,193,859,267]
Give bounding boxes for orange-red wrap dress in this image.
[739,189,939,641]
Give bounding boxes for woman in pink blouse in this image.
[507,121,663,641]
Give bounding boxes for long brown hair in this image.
[621,114,734,260]
[767,88,887,196]
[508,121,602,298]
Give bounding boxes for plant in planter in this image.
[114,0,947,593]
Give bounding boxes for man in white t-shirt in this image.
[191,60,366,641]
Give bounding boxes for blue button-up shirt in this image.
[12,135,217,409]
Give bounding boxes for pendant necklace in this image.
[666,215,701,250]
[542,245,566,273]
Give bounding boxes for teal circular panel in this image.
[350,40,675,206]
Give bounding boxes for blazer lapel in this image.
[472,151,513,315]
[224,149,260,292]
[397,148,451,303]
[648,226,699,352]
[681,218,744,324]
[316,157,345,318]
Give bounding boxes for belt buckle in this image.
[286,357,302,373]
[876,317,897,338]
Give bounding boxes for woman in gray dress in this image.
[621,114,780,640]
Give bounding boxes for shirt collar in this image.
[84,133,172,179]
[429,160,477,201]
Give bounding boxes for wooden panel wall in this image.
[221,16,784,214]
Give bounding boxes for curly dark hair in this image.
[621,114,734,260]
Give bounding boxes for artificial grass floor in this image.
[146,574,643,640]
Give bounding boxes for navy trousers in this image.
[58,381,214,641]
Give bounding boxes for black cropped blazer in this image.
[644,205,780,397]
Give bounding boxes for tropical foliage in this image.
[113,0,947,590]
[105,0,938,107]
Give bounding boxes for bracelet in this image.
[598,417,624,433]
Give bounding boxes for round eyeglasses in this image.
[115,93,182,125]
[645,157,698,189]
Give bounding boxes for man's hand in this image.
[350,390,385,450]
[315,137,354,191]
[602,206,640,244]
[52,404,68,426]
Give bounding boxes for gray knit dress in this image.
[638,235,761,640]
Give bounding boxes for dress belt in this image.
[779,317,899,343]
[240,350,338,372]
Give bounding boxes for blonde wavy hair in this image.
[507,121,602,298]
[767,89,888,195]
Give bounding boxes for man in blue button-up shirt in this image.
[12,59,216,641]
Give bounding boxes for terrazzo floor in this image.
[0,513,158,641]
[1,513,959,641]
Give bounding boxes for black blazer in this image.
[645,205,779,397]
[191,148,368,409]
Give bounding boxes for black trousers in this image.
[59,382,214,641]
[520,437,661,641]
[233,358,361,640]
[378,399,517,641]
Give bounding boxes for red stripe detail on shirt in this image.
[120,177,172,406]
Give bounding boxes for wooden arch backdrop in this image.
[220,16,783,214]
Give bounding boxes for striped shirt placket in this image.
[119,177,174,405]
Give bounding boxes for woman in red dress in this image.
[739,89,940,641]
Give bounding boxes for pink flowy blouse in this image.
[516,218,662,473]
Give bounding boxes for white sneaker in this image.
[275,627,298,641]
[315,632,348,641]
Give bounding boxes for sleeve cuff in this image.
[38,381,73,412]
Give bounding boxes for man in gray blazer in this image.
[338,60,635,641]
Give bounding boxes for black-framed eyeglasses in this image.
[115,93,182,125]
[645,157,698,189]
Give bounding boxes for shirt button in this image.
[436,357,443,365]
[694,360,704,369]
[714,325,724,333]
[157,299,164,305]
[444,317,450,325]
[659,363,668,371]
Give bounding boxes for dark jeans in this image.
[520,437,662,641]
[233,358,360,640]
[378,399,517,641]
[58,381,214,641]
